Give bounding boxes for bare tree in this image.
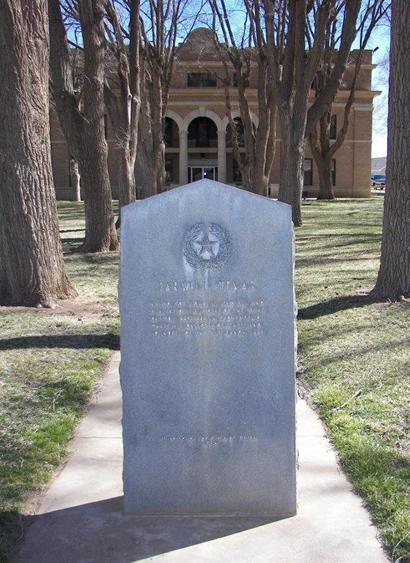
[49,0,119,252]
[309,1,388,199]
[373,0,409,299]
[137,0,202,196]
[207,1,364,224]
[69,157,82,201]
[0,0,76,307]
[309,52,361,200]
[209,0,277,196]
[140,0,178,196]
[104,0,141,217]
[262,0,364,226]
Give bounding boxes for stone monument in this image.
[120,179,296,516]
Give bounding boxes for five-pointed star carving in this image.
[195,231,218,258]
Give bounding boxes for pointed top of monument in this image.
[124,179,291,220]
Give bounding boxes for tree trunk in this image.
[278,114,304,226]
[48,0,118,252]
[147,71,165,196]
[280,144,304,226]
[115,150,136,228]
[150,124,165,195]
[135,83,153,199]
[118,151,136,208]
[373,0,410,299]
[79,0,118,252]
[0,0,76,307]
[79,152,118,251]
[69,158,81,201]
[316,157,335,200]
[251,172,270,197]
[156,142,166,194]
[145,137,165,196]
[135,139,151,199]
[309,114,335,201]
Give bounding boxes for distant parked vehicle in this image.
[371,174,386,189]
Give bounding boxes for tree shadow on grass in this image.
[0,334,119,351]
[297,232,381,242]
[305,337,410,368]
[296,253,377,269]
[60,228,85,234]
[80,253,119,264]
[62,238,85,246]
[298,294,379,320]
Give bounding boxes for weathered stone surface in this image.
[120,179,296,516]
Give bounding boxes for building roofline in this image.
[175,60,376,70]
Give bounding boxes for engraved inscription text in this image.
[160,435,258,448]
[151,299,264,337]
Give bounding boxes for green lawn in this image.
[297,198,410,560]
[0,197,409,560]
[0,202,119,559]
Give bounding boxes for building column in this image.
[179,129,188,185]
[351,107,372,197]
[217,129,227,183]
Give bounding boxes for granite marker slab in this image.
[120,179,296,516]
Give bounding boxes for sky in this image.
[366,25,390,158]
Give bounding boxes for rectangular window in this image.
[331,159,336,186]
[303,158,313,186]
[187,72,217,88]
[330,114,337,140]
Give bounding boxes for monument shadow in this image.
[16,497,287,563]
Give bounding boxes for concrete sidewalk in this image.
[17,352,387,563]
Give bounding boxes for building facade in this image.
[50,28,380,200]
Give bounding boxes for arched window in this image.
[188,117,218,148]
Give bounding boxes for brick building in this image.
[50,28,380,199]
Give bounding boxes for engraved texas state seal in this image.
[183,223,231,271]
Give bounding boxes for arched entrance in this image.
[188,165,218,182]
[187,116,219,182]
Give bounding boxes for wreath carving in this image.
[183,222,231,271]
